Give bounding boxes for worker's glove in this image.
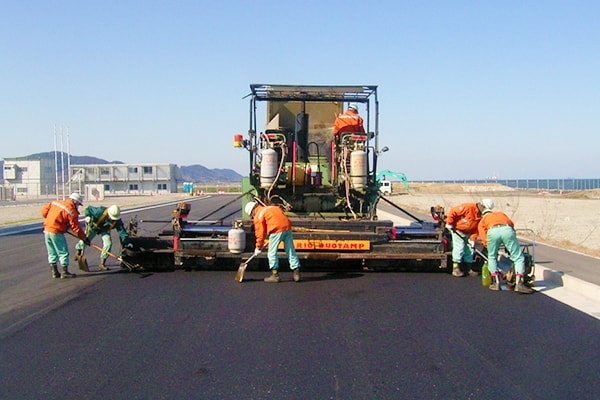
[445,224,454,231]
[254,248,262,256]
[84,216,91,224]
[83,238,91,246]
[468,240,475,249]
[125,243,134,249]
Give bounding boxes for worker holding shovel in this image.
[75,205,132,271]
[245,201,301,283]
[445,199,494,277]
[41,192,90,279]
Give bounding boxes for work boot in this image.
[98,260,109,271]
[489,274,501,291]
[50,263,60,279]
[264,271,281,283]
[60,267,76,279]
[466,263,479,276]
[515,276,534,294]
[452,262,465,277]
[292,268,301,283]
[505,269,516,289]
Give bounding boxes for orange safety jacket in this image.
[41,199,86,240]
[252,205,292,249]
[446,203,481,241]
[478,211,514,248]
[334,110,365,135]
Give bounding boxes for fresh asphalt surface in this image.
[1,195,599,399]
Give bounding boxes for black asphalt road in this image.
[1,195,599,399]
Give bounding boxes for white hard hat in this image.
[244,201,257,216]
[107,205,121,220]
[481,198,494,211]
[69,192,83,205]
[348,103,359,111]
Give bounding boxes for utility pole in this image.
[54,125,59,199]
[67,127,71,195]
[60,126,65,199]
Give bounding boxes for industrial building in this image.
[70,163,180,198]
[2,155,180,200]
[2,156,56,197]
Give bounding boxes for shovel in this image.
[76,247,89,272]
[87,244,141,271]
[235,249,263,283]
[92,244,138,271]
[67,232,89,272]
[68,232,141,271]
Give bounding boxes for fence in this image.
[421,178,600,192]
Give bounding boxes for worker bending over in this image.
[245,201,301,283]
[445,199,493,277]
[75,205,131,271]
[478,209,533,294]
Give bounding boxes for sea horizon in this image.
[415,178,600,191]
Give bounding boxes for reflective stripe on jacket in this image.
[41,199,86,239]
[253,205,292,249]
[334,110,365,134]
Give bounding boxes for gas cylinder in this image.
[350,149,367,189]
[260,148,278,188]
[228,227,246,254]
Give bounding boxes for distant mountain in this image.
[180,165,243,183]
[25,152,124,165]
[1,152,243,183]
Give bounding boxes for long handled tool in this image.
[474,247,488,261]
[235,249,263,283]
[88,243,140,271]
[68,232,140,271]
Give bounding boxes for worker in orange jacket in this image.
[478,209,533,294]
[445,199,494,277]
[41,193,89,279]
[334,103,365,137]
[245,201,301,283]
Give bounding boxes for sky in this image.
[2,0,598,180]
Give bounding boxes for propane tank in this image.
[260,148,278,188]
[228,226,246,254]
[350,149,367,189]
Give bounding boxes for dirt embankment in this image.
[389,183,600,258]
